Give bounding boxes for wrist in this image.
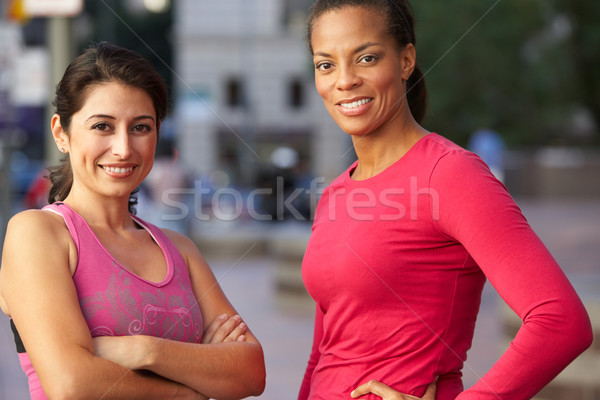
[135,335,159,370]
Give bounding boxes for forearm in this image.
[41,351,202,400]
[139,336,265,400]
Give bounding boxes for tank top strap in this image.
[42,202,84,254]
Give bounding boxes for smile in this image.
[339,98,373,109]
[101,165,135,174]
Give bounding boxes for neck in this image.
[351,112,429,180]
[62,192,134,230]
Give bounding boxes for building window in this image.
[225,77,244,108]
[289,78,304,109]
[282,0,312,30]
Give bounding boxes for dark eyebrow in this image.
[354,42,381,53]
[86,114,115,122]
[133,115,156,123]
[314,42,382,58]
[86,114,156,123]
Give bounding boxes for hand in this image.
[201,314,247,344]
[351,380,436,400]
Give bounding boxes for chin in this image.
[340,125,373,137]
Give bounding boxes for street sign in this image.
[23,0,83,17]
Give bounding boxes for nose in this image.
[111,130,131,159]
[336,65,361,91]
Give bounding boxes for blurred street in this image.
[1,198,598,399]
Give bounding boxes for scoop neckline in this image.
[343,133,435,185]
[54,202,174,287]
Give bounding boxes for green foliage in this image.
[412,0,599,147]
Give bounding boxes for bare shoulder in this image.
[2,209,73,273]
[0,209,73,314]
[6,208,67,235]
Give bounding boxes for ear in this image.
[400,43,417,81]
[51,114,69,154]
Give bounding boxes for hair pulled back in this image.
[307,0,427,123]
[48,42,168,212]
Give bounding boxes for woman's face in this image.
[311,6,414,137]
[55,82,157,201]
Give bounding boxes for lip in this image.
[335,96,374,116]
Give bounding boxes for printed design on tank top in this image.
[79,264,202,342]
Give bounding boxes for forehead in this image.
[311,6,388,53]
[78,82,155,116]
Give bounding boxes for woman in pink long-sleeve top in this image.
[299,1,593,399]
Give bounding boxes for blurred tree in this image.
[412,0,598,147]
[561,0,600,140]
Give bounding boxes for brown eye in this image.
[360,55,378,64]
[92,123,110,131]
[316,62,333,71]
[132,124,152,133]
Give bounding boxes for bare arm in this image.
[137,231,266,399]
[0,211,203,400]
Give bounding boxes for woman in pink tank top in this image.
[0,42,265,399]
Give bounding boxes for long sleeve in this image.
[298,305,324,400]
[430,150,593,399]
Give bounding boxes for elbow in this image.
[561,304,594,357]
[242,351,266,397]
[237,348,267,398]
[575,315,594,355]
[250,366,267,397]
[244,342,266,397]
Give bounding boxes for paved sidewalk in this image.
[0,199,598,399]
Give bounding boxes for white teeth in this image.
[340,98,372,109]
[103,166,133,174]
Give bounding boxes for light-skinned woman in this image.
[0,42,265,400]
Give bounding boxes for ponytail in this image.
[47,157,72,205]
[406,64,428,124]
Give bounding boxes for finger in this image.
[351,380,390,398]
[210,315,243,343]
[351,380,414,400]
[421,381,436,400]
[223,321,247,343]
[236,335,246,342]
[201,314,228,344]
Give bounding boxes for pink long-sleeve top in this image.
[300,133,592,400]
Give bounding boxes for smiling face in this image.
[53,82,157,203]
[311,6,415,137]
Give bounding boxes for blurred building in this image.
[173,0,351,187]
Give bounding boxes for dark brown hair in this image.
[48,42,168,212]
[307,0,427,123]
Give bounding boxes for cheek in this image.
[315,75,332,101]
[378,67,405,98]
[137,135,157,154]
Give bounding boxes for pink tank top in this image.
[15,202,203,399]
